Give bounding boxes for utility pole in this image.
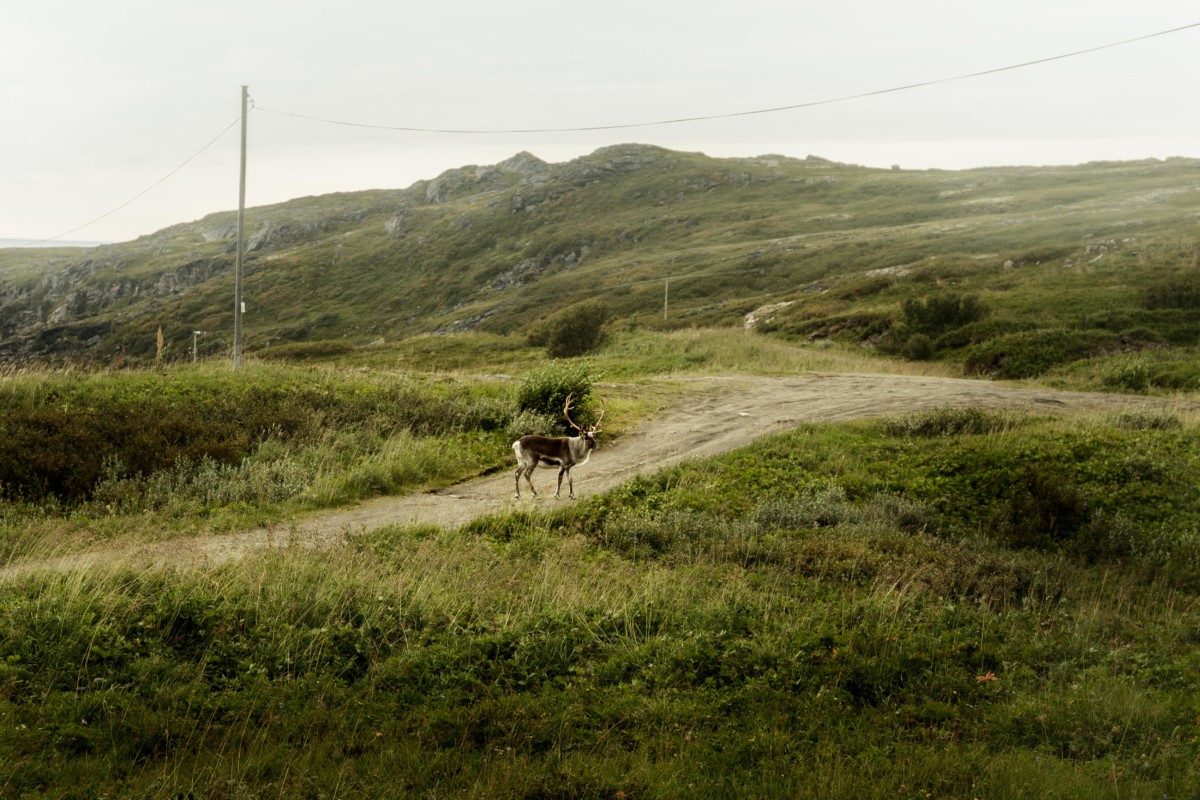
[192,330,204,363]
[663,277,669,321]
[233,84,248,369]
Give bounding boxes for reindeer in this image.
[513,393,604,499]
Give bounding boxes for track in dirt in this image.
[4,373,1191,578]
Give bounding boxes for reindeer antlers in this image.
[563,393,604,433]
[562,393,583,433]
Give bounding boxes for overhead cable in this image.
[253,22,1200,134]
[29,116,242,245]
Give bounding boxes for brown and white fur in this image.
[513,394,603,499]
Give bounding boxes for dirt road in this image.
[4,373,1191,578]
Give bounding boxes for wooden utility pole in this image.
[233,85,248,369]
[663,277,669,321]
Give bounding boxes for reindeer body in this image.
[512,394,604,499]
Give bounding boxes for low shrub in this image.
[964,329,1124,379]
[515,360,600,429]
[771,311,893,343]
[92,451,314,512]
[1145,357,1200,391]
[901,292,988,335]
[828,274,893,300]
[878,292,989,360]
[526,299,612,358]
[932,317,1036,351]
[901,332,935,360]
[1102,357,1152,393]
[991,465,1089,550]
[0,366,516,505]
[883,407,1011,438]
[504,408,558,439]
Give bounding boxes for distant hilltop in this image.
[0,238,107,249]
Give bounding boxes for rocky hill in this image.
[2,144,1198,367]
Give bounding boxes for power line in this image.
[253,21,1200,135]
[28,116,242,246]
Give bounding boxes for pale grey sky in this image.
[4,1,1197,243]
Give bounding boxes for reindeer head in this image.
[563,393,604,449]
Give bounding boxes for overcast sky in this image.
[4,1,1198,244]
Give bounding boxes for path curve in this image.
[4,373,1193,578]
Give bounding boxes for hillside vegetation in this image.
[2,145,1199,390]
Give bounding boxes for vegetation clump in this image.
[901,293,988,336]
[965,328,1135,379]
[884,292,988,361]
[0,364,515,507]
[526,299,613,358]
[514,359,600,430]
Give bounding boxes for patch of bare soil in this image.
[4,373,1193,579]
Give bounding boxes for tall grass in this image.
[2,522,1194,797]
[0,362,527,569]
[4,407,1198,797]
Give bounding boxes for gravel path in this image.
[3,373,1190,579]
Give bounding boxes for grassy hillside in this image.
[2,146,1198,389]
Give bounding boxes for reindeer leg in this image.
[566,467,576,499]
[555,466,568,498]
[524,465,539,498]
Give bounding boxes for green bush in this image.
[504,408,558,439]
[964,329,1123,379]
[770,311,892,343]
[932,318,1036,351]
[901,332,935,360]
[828,274,894,300]
[881,293,988,359]
[527,299,612,358]
[515,360,600,429]
[1145,357,1200,391]
[1102,358,1151,393]
[901,293,987,336]
[992,465,1089,550]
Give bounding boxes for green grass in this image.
[2,406,1199,798]
[288,327,962,383]
[0,362,525,565]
